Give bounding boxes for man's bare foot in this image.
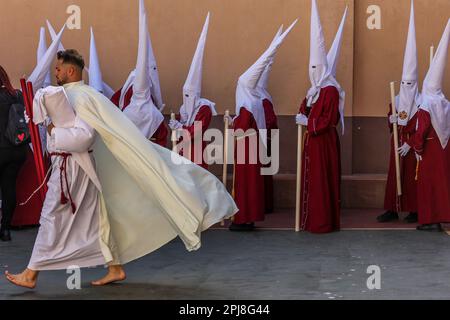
[91,265,126,286]
[5,269,39,289]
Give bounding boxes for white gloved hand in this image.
[415,152,422,162]
[398,142,411,157]
[169,119,183,130]
[24,110,30,124]
[295,113,308,126]
[180,109,189,123]
[389,115,398,124]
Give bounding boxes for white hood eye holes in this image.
[185,94,190,98]
[312,66,317,69]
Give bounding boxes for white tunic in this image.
[28,117,114,271]
[60,81,238,265]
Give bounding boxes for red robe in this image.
[233,107,265,224]
[299,86,341,233]
[408,109,450,225]
[11,148,44,227]
[111,87,167,147]
[176,106,212,169]
[110,87,133,110]
[150,122,169,148]
[262,99,278,214]
[383,108,418,213]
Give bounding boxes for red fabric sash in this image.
[50,152,76,214]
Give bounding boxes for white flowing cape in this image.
[63,81,237,265]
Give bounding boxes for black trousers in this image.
[0,145,27,230]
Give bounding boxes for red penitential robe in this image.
[11,147,44,227]
[233,107,265,224]
[176,105,212,169]
[383,107,418,213]
[408,109,450,225]
[110,87,133,110]
[262,98,278,214]
[298,86,341,234]
[111,87,168,147]
[150,122,169,148]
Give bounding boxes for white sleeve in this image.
[51,116,96,153]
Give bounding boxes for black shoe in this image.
[404,212,418,223]
[416,224,442,232]
[229,223,254,232]
[0,229,11,241]
[377,211,399,223]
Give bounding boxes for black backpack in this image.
[4,92,30,146]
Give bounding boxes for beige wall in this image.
[0,0,447,118]
[354,0,450,116]
[0,0,353,116]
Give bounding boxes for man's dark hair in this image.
[57,49,85,70]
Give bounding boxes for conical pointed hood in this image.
[402,1,418,81]
[327,6,348,78]
[420,19,450,149]
[184,12,209,98]
[269,25,284,51]
[307,0,347,134]
[29,25,66,92]
[309,0,328,71]
[236,19,298,134]
[123,12,164,139]
[182,12,213,126]
[46,20,65,52]
[37,27,52,88]
[89,27,104,93]
[239,20,298,91]
[306,0,329,107]
[256,25,284,103]
[423,19,450,97]
[134,13,151,94]
[47,20,115,98]
[397,0,421,126]
[139,0,164,111]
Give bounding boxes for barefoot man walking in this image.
[5,46,237,288]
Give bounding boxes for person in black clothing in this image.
[0,66,27,241]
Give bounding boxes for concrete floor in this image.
[1,227,450,300]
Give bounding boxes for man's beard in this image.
[56,77,67,86]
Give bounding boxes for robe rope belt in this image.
[414,136,433,181]
[49,150,94,214]
[19,150,93,211]
[50,152,76,214]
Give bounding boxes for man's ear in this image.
[70,65,78,77]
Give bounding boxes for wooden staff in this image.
[222,110,230,186]
[221,110,230,226]
[390,82,402,197]
[230,138,236,223]
[295,124,303,232]
[430,45,435,67]
[170,112,177,152]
